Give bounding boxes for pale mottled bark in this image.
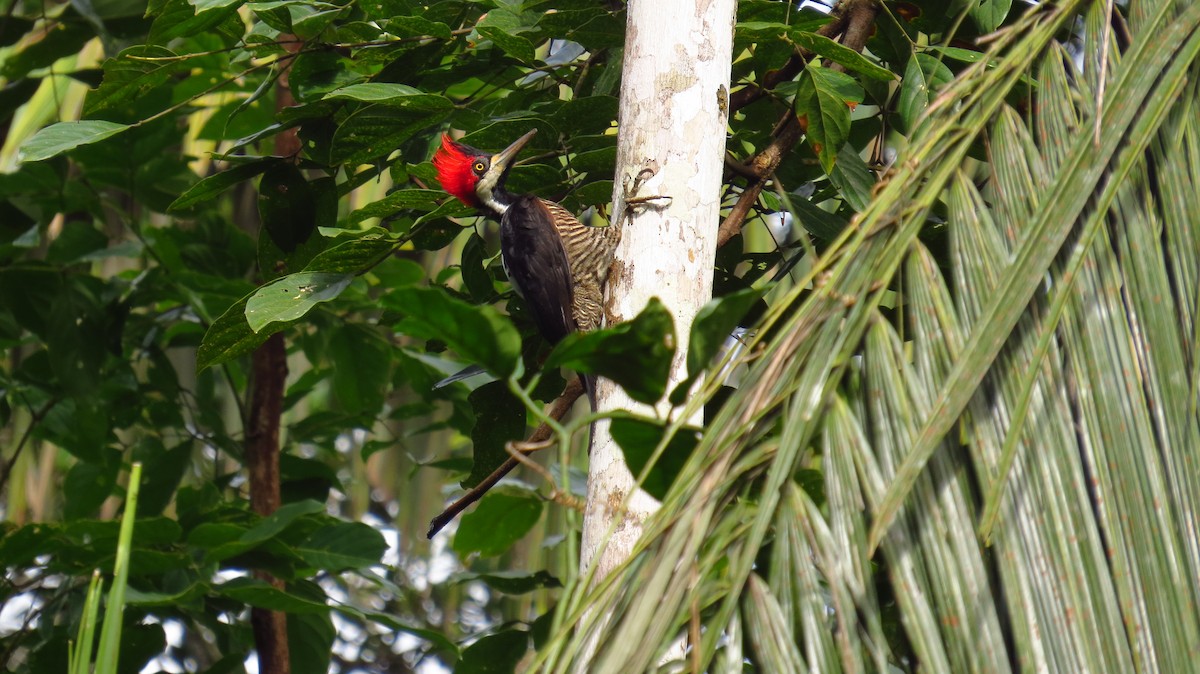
[581,0,735,587]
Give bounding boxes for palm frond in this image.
[535,1,1200,671]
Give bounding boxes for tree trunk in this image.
[581,0,735,582]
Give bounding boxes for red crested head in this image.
[433,135,481,207]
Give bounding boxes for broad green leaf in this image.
[196,295,272,371]
[331,107,450,166]
[460,570,563,595]
[289,50,359,102]
[384,15,452,39]
[456,630,529,674]
[239,499,325,544]
[288,607,335,674]
[19,121,130,162]
[168,158,280,212]
[217,577,329,613]
[197,233,396,371]
[302,233,397,273]
[324,83,452,112]
[463,381,526,489]
[453,487,543,557]
[972,0,1013,33]
[685,288,765,379]
[789,30,896,81]
[791,64,862,173]
[125,583,208,607]
[610,416,699,501]
[898,53,954,135]
[342,188,445,225]
[544,298,676,405]
[83,46,185,115]
[244,272,354,333]
[477,26,535,62]
[386,285,522,379]
[190,0,244,10]
[460,233,495,302]
[295,523,387,570]
[828,144,875,213]
[258,163,320,254]
[328,324,391,415]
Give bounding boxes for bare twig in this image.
[427,375,586,537]
[0,399,59,493]
[717,0,881,249]
[504,441,583,512]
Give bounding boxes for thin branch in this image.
[427,375,586,537]
[726,2,854,112]
[717,0,881,249]
[0,399,59,493]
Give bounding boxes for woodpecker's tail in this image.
[582,374,598,412]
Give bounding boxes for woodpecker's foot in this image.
[621,168,671,223]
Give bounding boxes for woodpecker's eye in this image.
[473,161,486,173]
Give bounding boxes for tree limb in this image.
[427,375,585,538]
[718,0,881,249]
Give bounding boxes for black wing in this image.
[500,195,576,344]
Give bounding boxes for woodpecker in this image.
[432,129,620,387]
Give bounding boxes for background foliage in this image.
[4,0,1196,673]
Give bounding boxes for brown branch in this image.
[427,375,586,538]
[718,0,881,249]
[245,34,304,674]
[0,398,58,494]
[727,2,855,112]
[246,332,289,674]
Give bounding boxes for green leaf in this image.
[288,607,335,674]
[190,0,244,10]
[342,188,446,225]
[789,30,896,82]
[83,46,185,115]
[610,416,699,501]
[218,577,329,613]
[239,499,325,544]
[386,286,521,379]
[197,233,396,371]
[544,298,676,405]
[453,486,543,557]
[331,107,450,166]
[463,381,527,489]
[456,630,529,674]
[258,163,320,254]
[295,523,387,570]
[324,83,452,112]
[289,50,359,102]
[329,324,391,415]
[125,583,208,607]
[791,63,862,173]
[302,232,397,273]
[898,53,954,135]
[384,15,452,39]
[685,288,765,379]
[461,570,562,595]
[828,144,875,213]
[784,190,851,240]
[460,233,495,302]
[196,296,271,371]
[19,121,130,162]
[477,25,535,62]
[168,158,280,212]
[972,0,1012,33]
[244,272,354,333]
